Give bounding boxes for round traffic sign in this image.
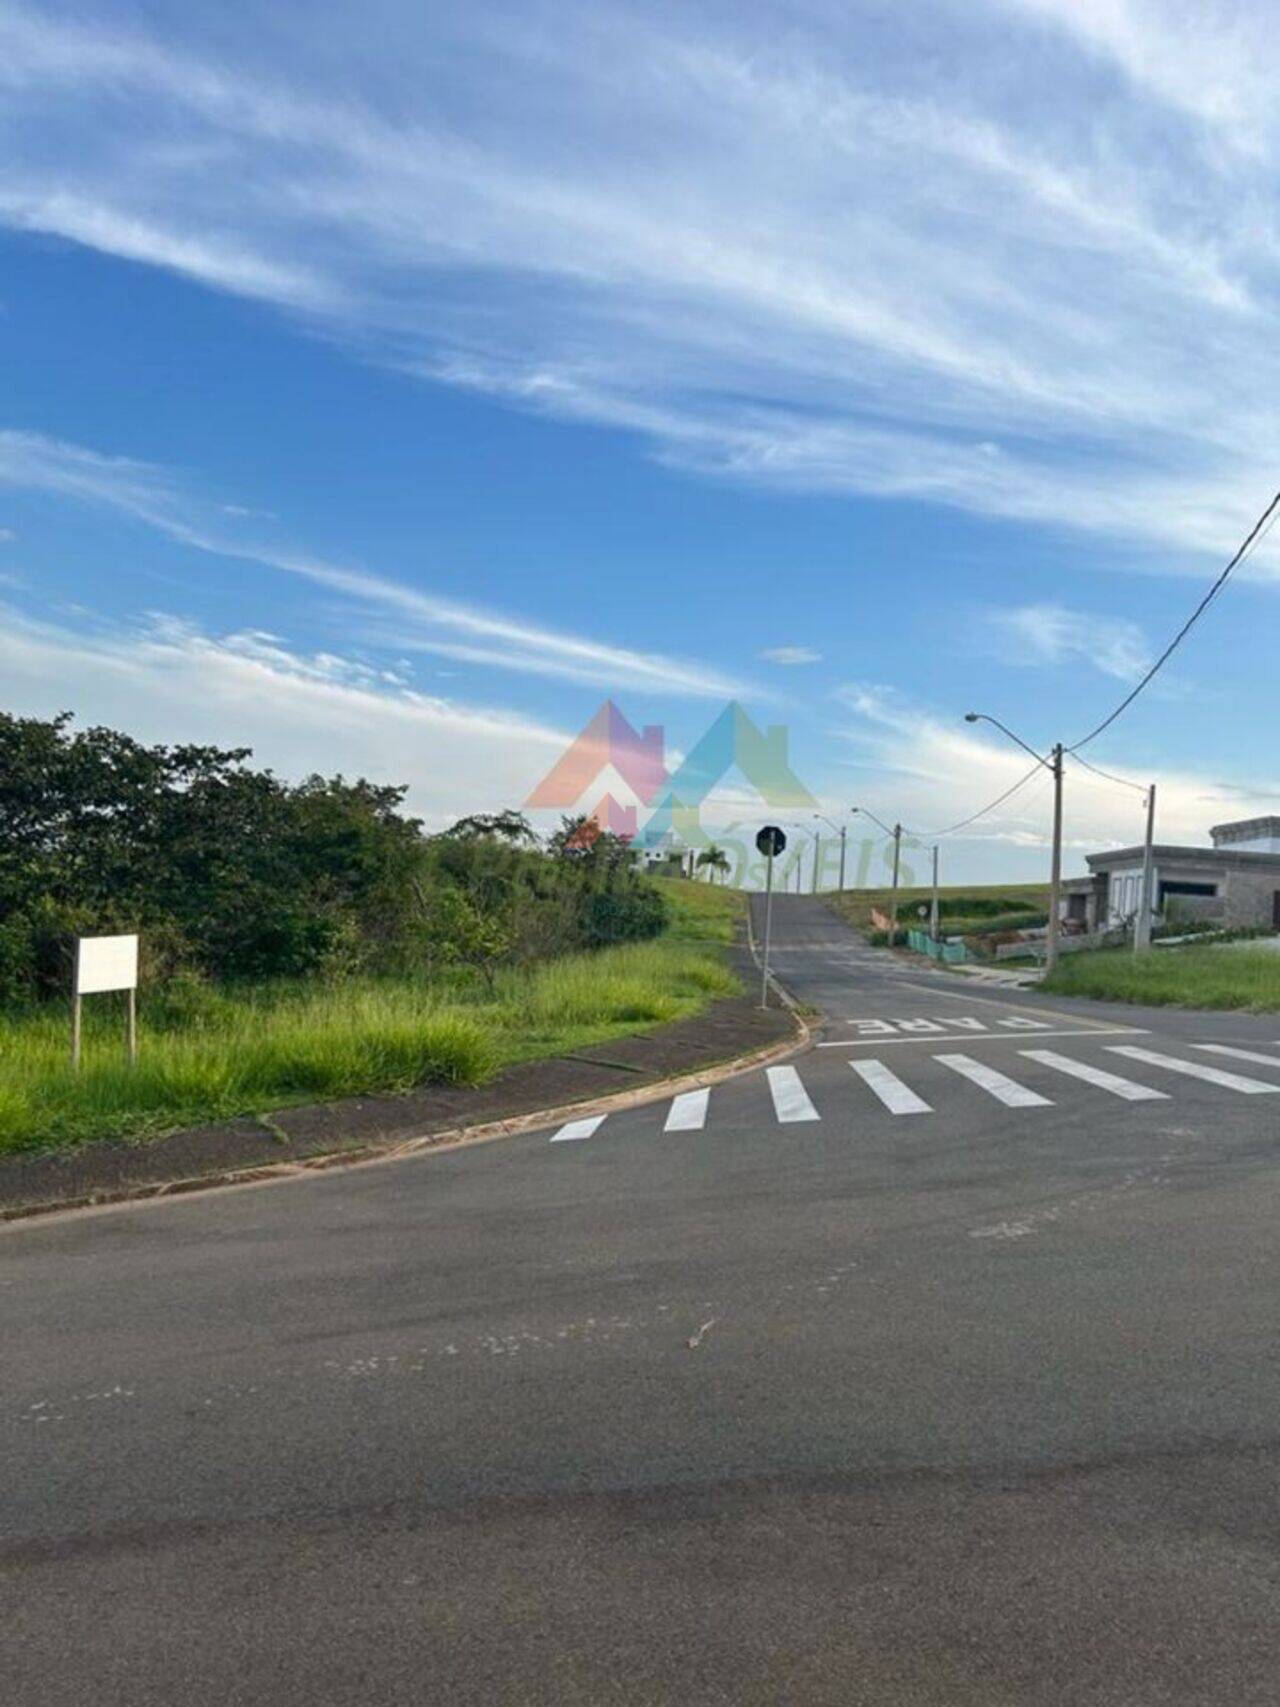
[756,825,787,857]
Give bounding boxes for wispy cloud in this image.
[0,601,571,828]
[4,3,1280,568]
[832,678,1280,862]
[760,645,822,665]
[0,426,755,699]
[988,604,1150,681]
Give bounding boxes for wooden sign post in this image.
[72,934,140,1069]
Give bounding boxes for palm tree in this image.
[697,844,732,884]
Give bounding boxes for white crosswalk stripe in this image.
[1019,1049,1168,1102]
[548,1038,1280,1147]
[549,1114,607,1143]
[1194,1044,1280,1073]
[1107,1045,1280,1095]
[849,1058,932,1115]
[933,1053,1053,1108]
[766,1064,821,1123]
[664,1088,710,1132]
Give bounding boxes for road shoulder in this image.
[0,947,801,1222]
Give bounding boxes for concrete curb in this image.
[3,939,812,1229]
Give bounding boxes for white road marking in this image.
[664,1088,710,1132]
[1019,1049,1168,1102]
[766,1065,821,1123]
[849,1059,932,1115]
[934,1053,1053,1108]
[1107,1046,1280,1095]
[549,1114,607,1143]
[816,1026,1145,1049]
[1194,1044,1280,1072]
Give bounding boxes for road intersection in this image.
[6,896,1280,1704]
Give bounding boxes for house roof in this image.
[1085,843,1280,872]
[1211,815,1280,845]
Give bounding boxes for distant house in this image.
[1062,817,1280,934]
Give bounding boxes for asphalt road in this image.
[6,897,1280,1704]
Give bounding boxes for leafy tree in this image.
[438,810,538,846]
[0,712,669,1003]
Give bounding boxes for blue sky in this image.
[2,0,1279,882]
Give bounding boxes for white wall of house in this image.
[1101,863,1225,929]
[1220,832,1280,853]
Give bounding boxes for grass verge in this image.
[1042,944,1280,1012]
[0,885,745,1155]
[828,883,1049,934]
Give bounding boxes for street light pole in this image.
[851,806,904,946]
[930,844,940,940]
[1135,784,1157,954]
[813,813,850,895]
[812,830,821,894]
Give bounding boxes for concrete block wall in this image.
[1223,868,1280,930]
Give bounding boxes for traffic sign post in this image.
[756,825,787,1008]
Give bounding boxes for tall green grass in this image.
[1043,945,1280,1012]
[0,934,741,1154]
[647,876,745,944]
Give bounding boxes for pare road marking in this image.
[836,1015,1057,1038]
[817,1024,1147,1049]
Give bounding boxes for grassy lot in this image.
[650,874,745,943]
[828,883,1049,936]
[0,879,745,1156]
[1043,944,1280,1012]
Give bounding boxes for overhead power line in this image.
[1069,485,1280,754]
[914,757,1045,840]
[1066,750,1148,796]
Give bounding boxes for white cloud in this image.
[830,679,1280,875]
[3,3,1280,567]
[0,527,14,541]
[760,645,822,665]
[0,426,755,700]
[0,603,570,829]
[988,604,1150,681]
[996,0,1279,147]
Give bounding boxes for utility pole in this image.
[930,844,940,940]
[1135,784,1157,954]
[964,714,1064,976]
[838,824,847,892]
[1047,744,1064,974]
[812,831,821,894]
[889,822,902,947]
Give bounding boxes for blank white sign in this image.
[75,934,139,995]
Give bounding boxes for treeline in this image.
[0,713,665,1004]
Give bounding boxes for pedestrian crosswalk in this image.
[546,1038,1280,1145]
[1019,1049,1168,1103]
[766,1064,820,1124]
[849,1057,931,1115]
[664,1088,709,1132]
[1107,1045,1280,1095]
[934,1052,1054,1109]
